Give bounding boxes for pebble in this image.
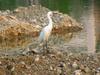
[11,66,15,71]
[34,55,40,62]
[97,67,100,71]
[0,61,2,65]
[56,51,62,56]
[95,67,100,75]
[26,65,31,69]
[95,72,100,75]
[57,67,62,74]
[20,61,25,65]
[58,61,66,68]
[6,64,14,71]
[50,66,53,70]
[84,67,90,73]
[73,70,82,75]
[72,62,78,69]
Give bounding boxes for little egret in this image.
[39,11,53,50]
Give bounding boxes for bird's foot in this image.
[46,49,50,53]
[42,48,50,54]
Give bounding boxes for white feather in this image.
[39,11,53,44]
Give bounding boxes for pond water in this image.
[0,0,100,52]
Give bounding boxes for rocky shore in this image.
[0,5,98,75]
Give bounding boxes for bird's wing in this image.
[39,29,45,43]
[39,26,51,42]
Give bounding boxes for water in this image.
[94,0,100,52]
[0,0,99,52]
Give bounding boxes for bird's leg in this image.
[45,40,50,53]
[43,43,45,50]
[45,40,48,49]
[42,42,47,54]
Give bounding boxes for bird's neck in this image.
[48,16,53,27]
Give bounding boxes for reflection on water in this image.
[51,33,73,45]
[0,32,73,52]
[94,0,100,52]
[84,0,96,53]
[0,36,33,51]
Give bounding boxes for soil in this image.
[0,51,99,75]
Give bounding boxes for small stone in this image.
[26,65,31,69]
[95,67,100,75]
[57,67,62,74]
[58,62,66,68]
[56,51,62,56]
[68,24,72,27]
[73,70,82,75]
[84,67,90,73]
[97,67,100,71]
[80,64,85,70]
[31,19,37,23]
[68,53,73,56]
[13,9,20,13]
[11,66,15,71]
[0,61,2,65]
[6,64,14,71]
[22,48,30,55]
[34,55,40,62]
[72,62,78,69]
[20,61,25,65]
[95,72,100,75]
[50,66,53,70]
[28,74,31,75]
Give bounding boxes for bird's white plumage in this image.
[39,25,52,42]
[39,11,53,48]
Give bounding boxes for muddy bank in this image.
[0,51,99,75]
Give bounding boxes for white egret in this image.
[39,11,53,50]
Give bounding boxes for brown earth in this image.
[0,51,99,75]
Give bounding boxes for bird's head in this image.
[47,11,53,17]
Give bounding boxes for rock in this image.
[20,61,25,65]
[22,47,30,55]
[56,51,63,56]
[50,66,53,71]
[56,67,62,74]
[58,61,66,68]
[84,66,90,73]
[80,64,85,71]
[72,61,78,69]
[6,64,14,71]
[73,70,82,75]
[11,66,15,72]
[0,61,2,65]
[95,67,100,75]
[25,65,31,69]
[95,72,100,75]
[97,67,100,71]
[34,55,40,62]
